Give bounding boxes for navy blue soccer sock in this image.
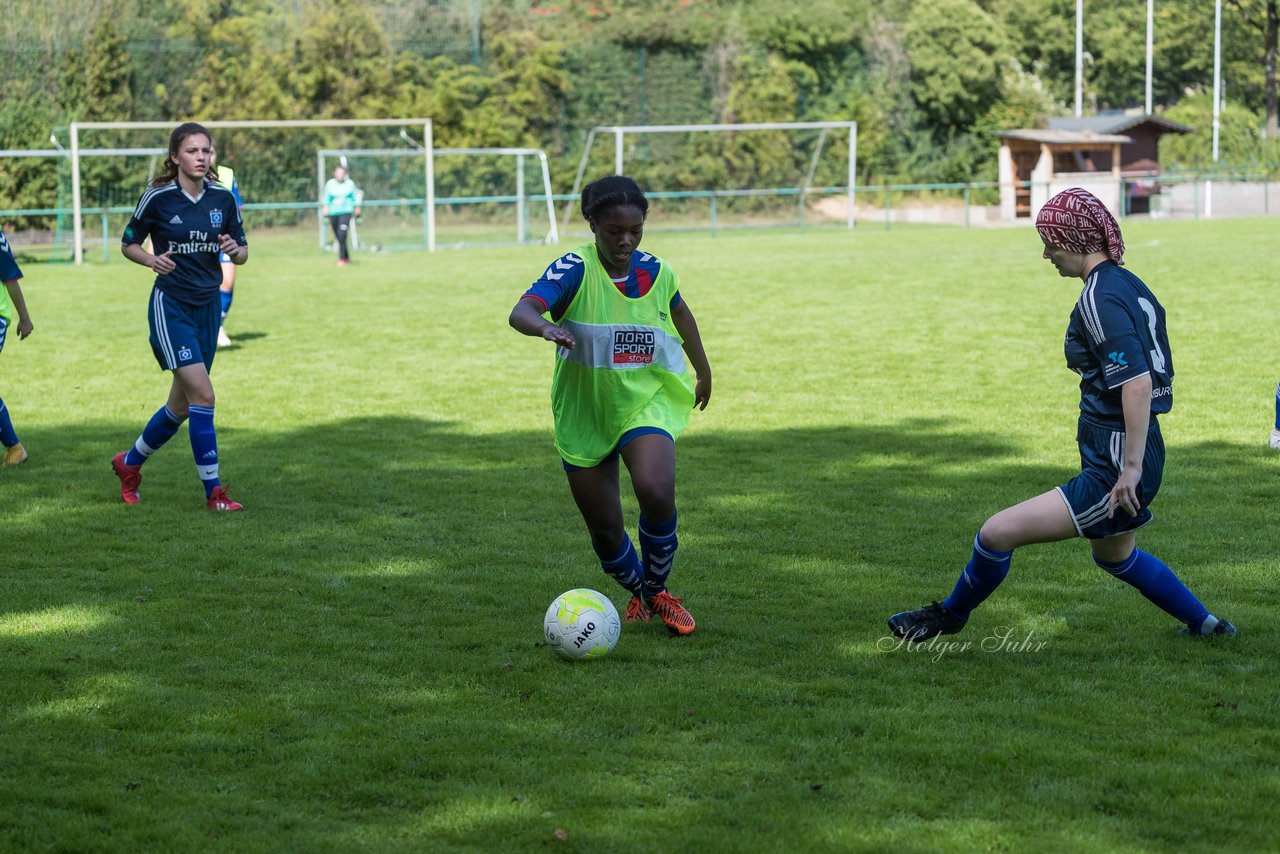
[594,534,643,597]
[0,398,19,447]
[1094,549,1210,627]
[188,405,220,497]
[639,511,678,599]
[1274,381,1279,430]
[220,289,234,322]
[943,533,1014,619]
[0,399,18,448]
[124,405,185,467]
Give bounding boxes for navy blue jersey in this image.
[122,179,247,307]
[0,227,21,282]
[0,227,22,322]
[1064,261,1173,423]
[523,249,681,319]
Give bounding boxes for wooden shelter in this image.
[997,114,1193,219]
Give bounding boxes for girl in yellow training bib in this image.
[509,175,712,636]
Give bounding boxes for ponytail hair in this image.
[581,175,648,223]
[152,122,213,187]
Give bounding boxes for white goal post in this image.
[315,146,559,249]
[66,119,434,264]
[564,121,858,230]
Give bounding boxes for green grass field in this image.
[2,219,1277,851]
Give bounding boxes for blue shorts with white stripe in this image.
[1056,413,1164,539]
[147,287,219,372]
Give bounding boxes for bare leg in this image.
[978,489,1078,551]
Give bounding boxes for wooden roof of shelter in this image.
[1047,114,1193,135]
[996,129,1132,145]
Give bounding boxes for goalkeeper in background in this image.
[322,164,361,266]
[210,144,243,348]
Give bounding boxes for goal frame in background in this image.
[1,143,165,262]
[315,146,559,251]
[563,121,859,232]
[66,119,434,264]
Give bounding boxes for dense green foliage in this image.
[1,0,1277,214]
[2,221,1277,850]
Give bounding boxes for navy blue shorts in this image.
[148,288,218,372]
[562,426,672,472]
[1055,414,1165,539]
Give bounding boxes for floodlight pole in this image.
[1075,0,1084,117]
[1208,0,1223,217]
[1145,0,1154,115]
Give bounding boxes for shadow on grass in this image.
[0,417,1274,848]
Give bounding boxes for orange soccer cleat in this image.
[646,591,696,636]
[625,596,652,623]
[111,452,142,504]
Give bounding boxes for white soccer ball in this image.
[544,588,621,660]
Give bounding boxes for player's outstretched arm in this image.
[672,300,711,410]
[509,296,575,349]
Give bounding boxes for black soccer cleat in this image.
[1181,617,1237,637]
[888,601,967,641]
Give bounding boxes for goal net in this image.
[316,146,558,252]
[562,121,858,236]
[0,142,167,264]
[59,119,434,264]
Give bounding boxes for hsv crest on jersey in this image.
[210,209,223,228]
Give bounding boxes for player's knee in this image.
[631,481,674,519]
[977,518,1016,553]
[586,522,625,553]
[1092,545,1135,570]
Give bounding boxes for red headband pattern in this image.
[1035,188,1125,265]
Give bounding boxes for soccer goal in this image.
[1,140,168,263]
[316,146,559,252]
[63,119,434,264]
[563,121,858,234]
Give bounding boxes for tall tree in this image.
[903,0,1009,132]
[1226,0,1279,136]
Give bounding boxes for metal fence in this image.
[3,173,1276,263]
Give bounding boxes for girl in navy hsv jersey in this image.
[888,188,1235,641]
[113,122,248,511]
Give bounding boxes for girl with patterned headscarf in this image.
[887,188,1236,641]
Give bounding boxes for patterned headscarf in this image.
[1035,187,1125,265]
